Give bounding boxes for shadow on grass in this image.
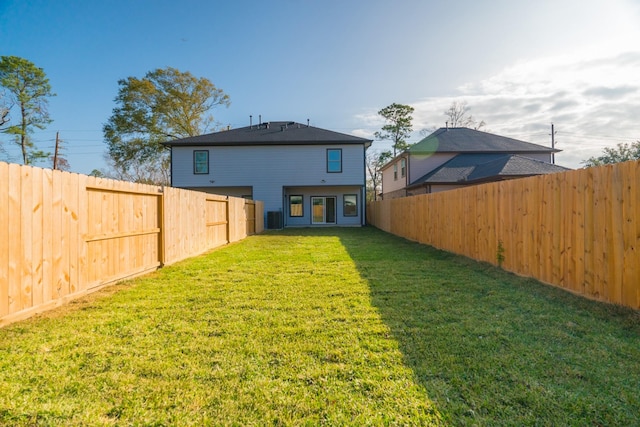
[273,227,640,425]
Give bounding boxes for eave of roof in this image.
[163,121,372,147]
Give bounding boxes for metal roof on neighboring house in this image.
[163,121,372,146]
[410,127,559,154]
[409,153,570,186]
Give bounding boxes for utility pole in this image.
[53,131,60,170]
[550,123,556,164]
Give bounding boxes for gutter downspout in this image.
[169,146,173,187]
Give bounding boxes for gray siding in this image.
[284,186,363,227]
[171,144,366,226]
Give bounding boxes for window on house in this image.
[343,194,357,216]
[393,163,398,180]
[290,195,303,217]
[327,149,342,173]
[401,158,406,178]
[193,150,209,174]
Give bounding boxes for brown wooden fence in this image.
[0,162,264,326]
[367,160,640,310]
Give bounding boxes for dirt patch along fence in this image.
[367,160,639,310]
[0,162,264,326]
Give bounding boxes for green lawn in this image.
[0,227,638,426]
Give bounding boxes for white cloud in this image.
[350,128,375,139]
[395,50,640,169]
[357,0,640,165]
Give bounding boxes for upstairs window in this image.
[327,149,342,173]
[401,158,406,178]
[393,163,398,180]
[194,150,209,174]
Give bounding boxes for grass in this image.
[0,227,639,425]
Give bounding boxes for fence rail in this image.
[367,160,640,310]
[0,162,264,326]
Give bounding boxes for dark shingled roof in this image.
[410,127,559,154]
[409,153,570,186]
[163,121,372,146]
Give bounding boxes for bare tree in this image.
[0,108,8,128]
[365,149,392,201]
[444,101,485,129]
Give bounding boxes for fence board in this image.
[621,161,640,309]
[8,163,22,314]
[609,165,625,304]
[573,171,585,295]
[20,166,34,310]
[31,167,44,307]
[583,167,595,299]
[0,163,8,316]
[592,166,608,301]
[368,160,640,310]
[42,169,54,302]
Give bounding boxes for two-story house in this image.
[381,127,569,199]
[165,121,372,228]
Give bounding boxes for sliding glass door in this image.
[311,197,336,224]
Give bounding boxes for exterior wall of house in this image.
[283,186,364,227]
[406,184,466,196]
[380,155,410,197]
[382,188,407,200]
[408,153,456,183]
[524,153,553,163]
[171,144,366,226]
[381,153,453,199]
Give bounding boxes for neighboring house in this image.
[381,127,569,198]
[165,121,372,228]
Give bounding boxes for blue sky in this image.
[2,0,640,174]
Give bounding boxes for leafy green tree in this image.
[582,141,640,167]
[374,103,414,156]
[103,67,230,184]
[366,149,392,201]
[0,56,55,164]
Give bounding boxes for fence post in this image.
[158,186,165,266]
[225,196,230,244]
